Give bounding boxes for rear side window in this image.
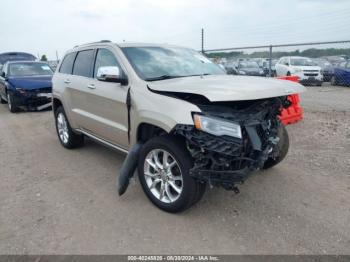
[59,52,76,74]
[73,50,94,77]
[93,49,120,78]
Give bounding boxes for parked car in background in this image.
[52,41,305,212]
[260,59,277,77]
[0,61,53,112]
[224,61,239,75]
[313,58,334,82]
[275,56,323,85]
[0,52,36,66]
[236,61,265,76]
[322,56,346,66]
[48,60,59,71]
[331,60,350,86]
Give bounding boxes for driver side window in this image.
[93,48,121,78]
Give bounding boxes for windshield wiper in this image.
[182,73,211,77]
[145,75,184,81]
[145,73,212,81]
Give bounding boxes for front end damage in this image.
[12,87,52,111]
[173,96,291,191]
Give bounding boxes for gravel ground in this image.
[0,84,349,255]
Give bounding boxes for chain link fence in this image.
[205,40,350,86]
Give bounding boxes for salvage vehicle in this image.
[275,56,323,86]
[52,41,305,212]
[236,61,265,76]
[0,61,53,112]
[331,60,350,86]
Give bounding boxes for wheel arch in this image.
[136,122,169,143]
[53,97,63,113]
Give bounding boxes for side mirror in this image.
[97,66,128,85]
[1,72,6,78]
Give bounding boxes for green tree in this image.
[40,55,48,61]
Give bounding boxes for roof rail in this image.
[74,40,112,48]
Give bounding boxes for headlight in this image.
[15,87,26,94]
[238,70,246,75]
[193,114,242,139]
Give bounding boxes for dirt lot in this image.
[0,84,349,255]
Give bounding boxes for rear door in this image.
[67,49,97,132]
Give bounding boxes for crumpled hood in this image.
[148,75,306,102]
[7,75,52,90]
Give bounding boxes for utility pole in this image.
[201,28,204,53]
[269,45,272,77]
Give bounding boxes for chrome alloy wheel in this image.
[7,93,11,111]
[57,113,69,144]
[144,149,183,203]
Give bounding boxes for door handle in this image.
[87,84,96,89]
[64,79,71,84]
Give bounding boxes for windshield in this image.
[291,58,317,66]
[8,63,53,77]
[239,61,259,68]
[121,46,225,81]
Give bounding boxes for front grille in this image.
[304,73,318,76]
[32,87,52,93]
[303,70,319,73]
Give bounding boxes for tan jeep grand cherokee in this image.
[52,41,305,212]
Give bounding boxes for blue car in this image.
[0,61,53,112]
[331,60,350,86]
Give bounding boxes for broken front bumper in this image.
[13,90,52,111]
[173,97,288,190]
[174,123,275,190]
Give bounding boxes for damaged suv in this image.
[52,41,305,212]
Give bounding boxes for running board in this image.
[77,129,129,154]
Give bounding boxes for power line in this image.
[204,40,350,53]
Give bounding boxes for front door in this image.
[71,48,129,149]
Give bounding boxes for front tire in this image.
[138,135,206,213]
[7,93,19,113]
[54,106,84,149]
[263,125,289,169]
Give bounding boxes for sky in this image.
[0,0,349,60]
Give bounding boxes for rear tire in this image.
[138,135,206,213]
[54,106,84,149]
[263,125,289,169]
